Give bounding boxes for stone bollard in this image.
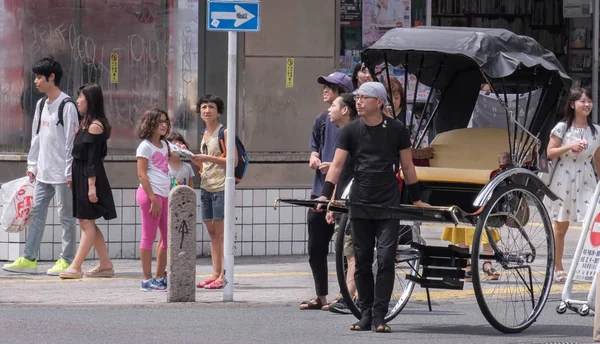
[167,185,197,302]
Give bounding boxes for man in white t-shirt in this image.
[3,56,79,276]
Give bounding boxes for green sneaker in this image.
[47,258,70,276]
[2,257,38,274]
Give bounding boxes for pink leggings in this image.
[136,187,168,250]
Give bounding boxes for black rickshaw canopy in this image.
[362,26,571,92]
[361,26,571,153]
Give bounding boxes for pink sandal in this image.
[204,280,224,289]
[197,279,215,288]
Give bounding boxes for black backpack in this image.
[35,96,79,135]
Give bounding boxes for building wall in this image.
[241,0,338,154]
[0,0,339,260]
[0,187,321,261]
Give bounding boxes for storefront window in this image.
[0,0,199,154]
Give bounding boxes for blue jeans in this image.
[200,189,225,221]
[24,181,77,263]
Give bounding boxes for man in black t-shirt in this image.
[317,82,428,333]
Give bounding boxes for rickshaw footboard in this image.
[406,243,470,291]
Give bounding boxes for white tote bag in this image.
[0,177,35,232]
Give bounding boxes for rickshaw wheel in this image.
[336,221,421,322]
[471,184,554,333]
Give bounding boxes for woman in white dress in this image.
[545,88,600,283]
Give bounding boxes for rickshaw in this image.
[275,26,569,333]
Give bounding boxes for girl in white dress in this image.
[545,88,600,283]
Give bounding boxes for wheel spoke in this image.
[471,185,553,333]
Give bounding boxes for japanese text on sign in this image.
[110,53,119,84]
[286,58,294,88]
[575,211,600,281]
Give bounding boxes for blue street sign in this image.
[207,1,260,32]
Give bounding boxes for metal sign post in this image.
[207,0,260,302]
[594,0,599,123]
[223,30,237,302]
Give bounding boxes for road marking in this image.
[0,271,314,284]
[408,282,592,301]
[0,271,591,302]
[420,222,582,230]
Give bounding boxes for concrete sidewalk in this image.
[0,255,591,307]
[0,255,325,306]
[0,226,589,307]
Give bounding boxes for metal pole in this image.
[426,0,432,26]
[223,31,237,302]
[594,0,599,123]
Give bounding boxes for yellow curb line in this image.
[409,282,592,301]
[420,221,582,231]
[0,271,315,284]
[0,271,592,302]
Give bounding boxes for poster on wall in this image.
[340,0,362,75]
[341,0,361,25]
[362,0,411,48]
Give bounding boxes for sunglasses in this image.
[202,143,208,155]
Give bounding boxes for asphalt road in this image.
[0,294,594,344]
[0,223,595,343]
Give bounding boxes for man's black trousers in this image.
[307,208,335,296]
[351,218,399,318]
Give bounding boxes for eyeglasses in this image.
[353,95,376,101]
[158,119,169,125]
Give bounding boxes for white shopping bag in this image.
[0,177,35,232]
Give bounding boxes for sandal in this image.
[299,297,323,310]
[554,270,567,283]
[204,280,224,289]
[197,279,215,288]
[482,261,500,281]
[59,269,83,280]
[322,296,342,311]
[85,266,115,278]
[464,264,472,282]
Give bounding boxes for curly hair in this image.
[137,108,170,140]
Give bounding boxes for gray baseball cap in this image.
[317,72,354,93]
[353,81,388,105]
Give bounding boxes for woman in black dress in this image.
[60,84,117,279]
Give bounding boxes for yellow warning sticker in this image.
[110,53,119,84]
[286,58,294,88]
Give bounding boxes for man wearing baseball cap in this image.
[317,72,353,94]
[316,82,429,332]
[301,72,354,311]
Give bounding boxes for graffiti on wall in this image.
[0,0,199,152]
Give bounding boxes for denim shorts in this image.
[200,189,225,221]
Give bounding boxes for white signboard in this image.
[564,0,592,18]
[574,200,600,282]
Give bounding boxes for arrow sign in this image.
[211,5,255,27]
[178,220,190,249]
[207,1,260,32]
